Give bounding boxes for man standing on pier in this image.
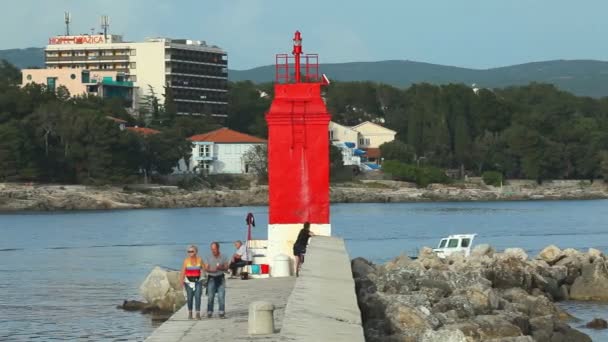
[205,242,229,318]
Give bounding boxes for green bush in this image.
[482,171,503,187]
[382,160,450,187]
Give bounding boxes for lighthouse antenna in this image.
[292,31,302,83]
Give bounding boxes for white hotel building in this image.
[36,33,228,117]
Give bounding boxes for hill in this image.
[0,48,45,69]
[2,47,608,97]
[229,59,608,98]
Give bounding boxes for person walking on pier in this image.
[179,245,204,320]
[205,242,229,318]
[293,222,315,277]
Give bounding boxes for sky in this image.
[2,0,608,70]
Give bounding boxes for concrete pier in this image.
[145,236,365,341]
[145,277,295,341]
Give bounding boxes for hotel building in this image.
[23,34,228,117]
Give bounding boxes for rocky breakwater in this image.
[352,244,608,341]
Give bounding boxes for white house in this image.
[185,127,266,174]
[350,121,397,149]
[329,120,396,167]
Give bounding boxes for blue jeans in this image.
[207,275,225,314]
[185,281,202,312]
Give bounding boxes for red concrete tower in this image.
[266,31,331,264]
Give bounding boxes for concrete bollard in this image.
[248,301,275,335]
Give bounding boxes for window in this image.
[447,239,459,248]
[129,62,136,69]
[70,74,76,80]
[26,75,32,81]
[130,49,137,56]
[329,129,334,140]
[439,239,447,248]
[359,138,364,146]
[199,145,211,157]
[461,238,470,248]
[365,138,371,145]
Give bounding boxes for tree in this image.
[600,151,608,180]
[243,144,268,182]
[330,144,344,169]
[379,140,415,163]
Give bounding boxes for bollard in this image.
[248,301,275,335]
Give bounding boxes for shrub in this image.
[482,171,503,187]
[382,160,450,187]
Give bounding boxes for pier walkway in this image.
[145,277,295,342]
[145,236,365,341]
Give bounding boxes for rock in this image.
[139,266,185,312]
[488,257,533,290]
[484,337,535,342]
[352,257,375,279]
[555,256,583,285]
[383,254,412,271]
[588,248,604,261]
[473,315,524,339]
[563,248,581,257]
[570,258,608,300]
[421,328,468,342]
[375,267,420,295]
[418,247,436,259]
[585,318,608,329]
[537,245,564,264]
[532,272,561,300]
[118,300,149,311]
[432,288,493,318]
[548,265,568,285]
[559,284,570,300]
[503,248,528,261]
[385,303,432,337]
[471,243,495,258]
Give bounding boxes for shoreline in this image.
[1,179,607,212]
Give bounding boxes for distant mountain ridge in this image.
[3,47,608,97]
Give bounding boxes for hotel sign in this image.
[49,35,106,45]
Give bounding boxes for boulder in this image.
[585,318,608,329]
[570,258,608,300]
[503,248,528,261]
[139,266,185,312]
[562,248,581,257]
[418,246,435,259]
[537,245,564,264]
[473,315,524,339]
[548,265,568,285]
[383,254,412,271]
[488,257,533,290]
[421,328,468,342]
[385,303,432,337]
[352,257,375,279]
[587,248,604,261]
[471,243,495,258]
[484,337,535,342]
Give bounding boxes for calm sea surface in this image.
[1,200,607,341]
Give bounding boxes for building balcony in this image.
[45,55,129,62]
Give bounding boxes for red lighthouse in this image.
[266,31,331,265]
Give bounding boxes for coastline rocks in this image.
[139,266,185,312]
[585,318,608,329]
[570,258,608,301]
[353,244,599,342]
[2,180,608,212]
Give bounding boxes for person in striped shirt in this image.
[179,245,204,320]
